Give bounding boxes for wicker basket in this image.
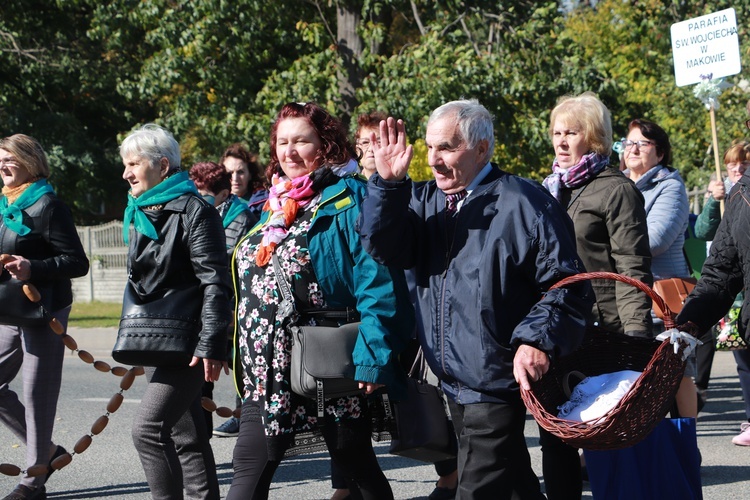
[521,271,688,451]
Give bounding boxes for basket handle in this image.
[549,271,675,330]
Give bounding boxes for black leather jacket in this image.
[678,172,750,341]
[0,192,89,312]
[126,193,232,360]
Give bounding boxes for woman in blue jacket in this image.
[623,119,690,280]
[226,102,413,500]
[623,118,697,418]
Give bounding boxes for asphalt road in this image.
[1,327,750,499]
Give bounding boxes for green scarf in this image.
[222,195,250,229]
[122,170,198,243]
[0,179,55,236]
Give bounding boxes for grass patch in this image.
[69,301,122,328]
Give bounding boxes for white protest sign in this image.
[670,8,741,87]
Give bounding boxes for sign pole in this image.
[670,7,741,218]
[709,105,724,215]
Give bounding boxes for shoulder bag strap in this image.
[408,346,429,382]
[272,254,359,324]
[271,254,298,323]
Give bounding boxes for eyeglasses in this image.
[621,139,655,150]
[355,138,381,149]
[0,157,19,167]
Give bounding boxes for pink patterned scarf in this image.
[255,172,317,266]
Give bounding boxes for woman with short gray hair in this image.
[119,124,232,500]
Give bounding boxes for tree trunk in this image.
[336,2,363,127]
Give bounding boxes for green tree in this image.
[88,0,322,164]
[0,0,131,222]
[4,0,750,228]
[562,0,750,189]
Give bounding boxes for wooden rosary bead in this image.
[26,464,49,477]
[107,393,124,413]
[111,366,128,377]
[78,350,94,364]
[94,360,111,373]
[22,283,41,302]
[49,317,65,335]
[0,254,12,264]
[120,370,136,390]
[0,463,21,476]
[51,453,72,471]
[62,334,78,351]
[216,406,233,418]
[233,407,242,419]
[91,415,109,435]
[74,435,92,454]
[0,327,149,481]
[201,397,217,412]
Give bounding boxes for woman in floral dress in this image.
[226,102,414,500]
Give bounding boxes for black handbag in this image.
[272,255,363,416]
[112,282,203,368]
[0,277,53,327]
[387,347,458,463]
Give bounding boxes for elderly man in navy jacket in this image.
[357,99,593,500]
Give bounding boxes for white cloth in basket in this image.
[557,370,641,423]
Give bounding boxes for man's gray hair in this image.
[120,123,181,170]
[428,99,495,165]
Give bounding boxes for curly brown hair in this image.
[267,102,355,179]
[189,161,231,193]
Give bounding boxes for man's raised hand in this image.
[372,117,413,181]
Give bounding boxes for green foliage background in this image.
[1,0,748,220]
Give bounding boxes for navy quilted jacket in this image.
[358,165,593,404]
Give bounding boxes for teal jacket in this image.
[232,174,414,395]
[695,178,733,242]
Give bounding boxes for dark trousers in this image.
[227,399,393,500]
[435,456,458,478]
[695,328,716,392]
[202,381,214,436]
[447,399,544,500]
[735,348,750,421]
[132,365,219,500]
[538,427,582,500]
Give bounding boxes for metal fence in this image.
[72,221,128,303]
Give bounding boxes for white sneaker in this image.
[731,422,750,446]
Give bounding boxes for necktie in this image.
[445,190,468,214]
